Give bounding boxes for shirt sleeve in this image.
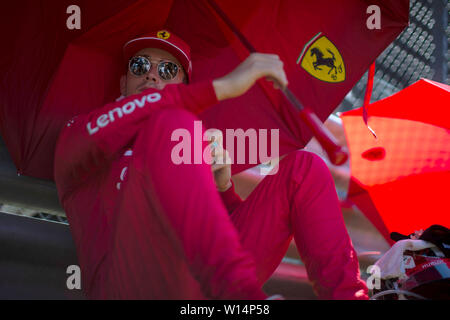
[219,180,244,214]
[54,81,218,197]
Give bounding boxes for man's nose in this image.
[146,67,160,83]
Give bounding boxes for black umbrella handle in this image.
[207,0,348,166]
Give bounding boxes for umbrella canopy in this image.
[0,0,409,181]
[341,79,450,244]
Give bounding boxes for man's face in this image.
[121,47,186,97]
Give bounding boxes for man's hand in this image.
[213,53,288,101]
[207,133,232,192]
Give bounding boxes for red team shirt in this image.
[54,81,244,293]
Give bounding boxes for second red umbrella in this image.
[341,79,450,243]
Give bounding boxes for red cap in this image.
[123,30,192,81]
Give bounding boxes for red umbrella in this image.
[0,0,409,181]
[341,79,450,244]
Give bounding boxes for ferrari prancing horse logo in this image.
[157,30,171,40]
[297,33,345,83]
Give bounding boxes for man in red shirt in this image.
[54,30,368,300]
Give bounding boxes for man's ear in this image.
[120,75,127,96]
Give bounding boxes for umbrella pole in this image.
[206,0,348,166]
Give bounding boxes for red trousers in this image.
[90,107,368,300]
